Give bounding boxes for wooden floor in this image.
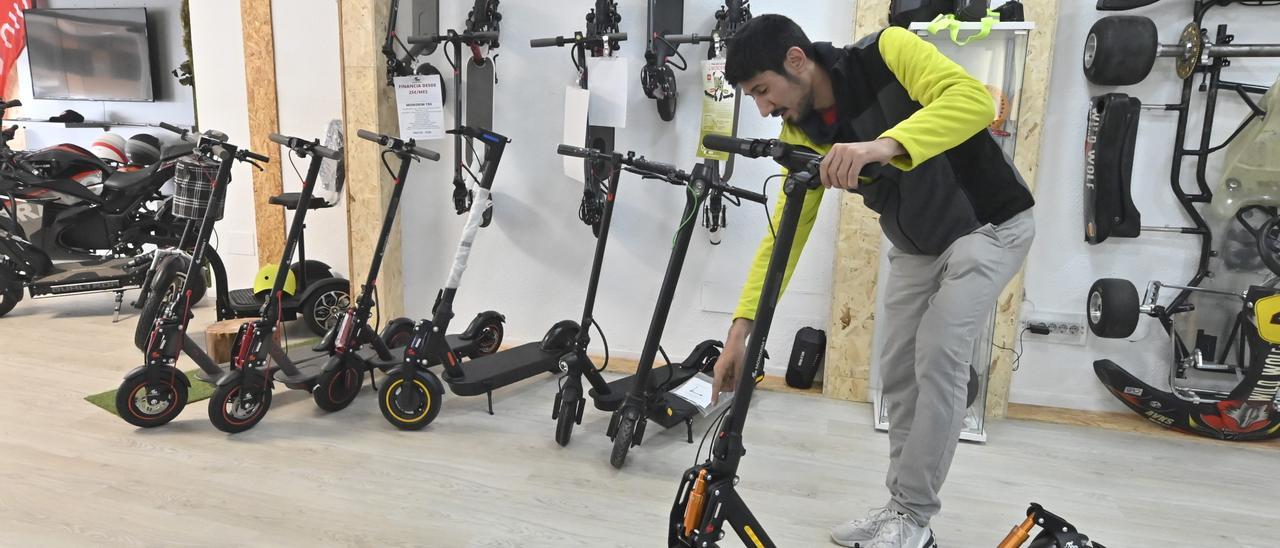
[2,295,1277,547]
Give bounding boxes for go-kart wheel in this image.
[312,358,363,412]
[1255,216,1280,277]
[1083,16,1158,86]
[115,368,189,428]
[610,407,639,469]
[0,266,22,318]
[135,255,206,351]
[378,369,445,430]
[1087,278,1140,339]
[555,383,581,447]
[207,382,272,433]
[302,286,350,337]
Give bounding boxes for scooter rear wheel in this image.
[115,369,189,428]
[378,369,445,430]
[555,384,581,447]
[312,358,364,412]
[208,382,272,433]
[0,267,21,317]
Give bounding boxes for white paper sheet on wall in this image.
[562,86,590,183]
[394,74,445,141]
[585,56,628,128]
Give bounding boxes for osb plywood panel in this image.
[823,0,890,402]
[241,0,285,264]
[987,0,1059,418]
[339,0,404,320]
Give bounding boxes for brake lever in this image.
[246,160,265,172]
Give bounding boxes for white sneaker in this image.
[865,512,936,548]
[830,507,895,547]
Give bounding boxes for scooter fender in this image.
[461,310,506,339]
[123,365,192,389]
[294,276,349,307]
[213,369,242,388]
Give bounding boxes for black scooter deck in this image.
[591,363,684,412]
[445,341,561,397]
[272,346,385,386]
[30,257,140,296]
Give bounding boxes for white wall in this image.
[1013,3,1280,411]
[188,0,256,282]
[398,0,854,375]
[186,0,347,288]
[14,0,195,150]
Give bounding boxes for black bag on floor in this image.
[786,327,826,389]
[889,0,991,26]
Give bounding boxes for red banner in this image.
[0,0,32,97]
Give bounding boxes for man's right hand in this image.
[711,318,754,405]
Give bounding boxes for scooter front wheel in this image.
[115,369,189,428]
[555,383,581,447]
[610,407,639,469]
[378,369,444,430]
[312,358,363,412]
[208,382,272,433]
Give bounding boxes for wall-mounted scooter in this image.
[114,123,269,428]
[530,0,628,237]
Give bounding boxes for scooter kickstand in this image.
[112,290,124,323]
[685,418,694,444]
[486,390,494,415]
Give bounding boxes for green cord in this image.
[672,185,703,248]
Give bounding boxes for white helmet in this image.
[90,132,127,164]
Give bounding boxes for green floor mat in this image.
[85,337,320,416]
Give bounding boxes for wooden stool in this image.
[204,319,281,364]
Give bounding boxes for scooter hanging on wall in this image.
[114,123,270,428]
[403,0,501,225]
[377,126,564,430]
[529,0,627,238]
[204,130,441,433]
[670,135,890,547]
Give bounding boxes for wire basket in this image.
[172,154,223,221]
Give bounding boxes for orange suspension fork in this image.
[998,514,1036,548]
[682,469,709,537]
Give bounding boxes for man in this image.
[709,14,1035,548]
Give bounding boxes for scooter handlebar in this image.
[556,144,595,159]
[270,133,341,160]
[628,156,679,180]
[530,36,564,48]
[357,129,440,161]
[662,33,710,45]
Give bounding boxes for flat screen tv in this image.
[25,8,155,102]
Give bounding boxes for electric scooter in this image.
[404,0,501,224]
[640,0,685,121]
[529,1,627,237]
[378,126,566,430]
[204,130,439,433]
[999,503,1107,548]
[669,135,890,547]
[114,123,269,428]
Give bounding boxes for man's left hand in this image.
[819,138,905,190]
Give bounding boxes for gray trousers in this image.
[880,209,1035,525]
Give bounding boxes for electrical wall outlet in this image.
[1020,311,1088,346]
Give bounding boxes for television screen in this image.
[25,8,155,102]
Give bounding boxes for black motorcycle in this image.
[0,99,195,318]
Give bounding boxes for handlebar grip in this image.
[357,129,386,144]
[606,32,628,42]
[701,134,756,157]
[2,99,21,109]
[159,122,185,135]
[470,31,499,41]
[530,36,562,48]
[556,144,595,159]
[268,133,291,147]
[661,33,704,44]
[629,156,678,178]
[407,34,442,45]
[724,186,768,205]
[243,149,270,163]
[313,145,342,161]
[409,144,441,161]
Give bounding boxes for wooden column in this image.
[824,0,1061,417]
[240,0,285,264]
[823,0,892,402]
[337,0,404,320]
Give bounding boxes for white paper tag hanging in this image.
[585,56,629,128]
[394,74,445,141]
[562,86,590,183]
